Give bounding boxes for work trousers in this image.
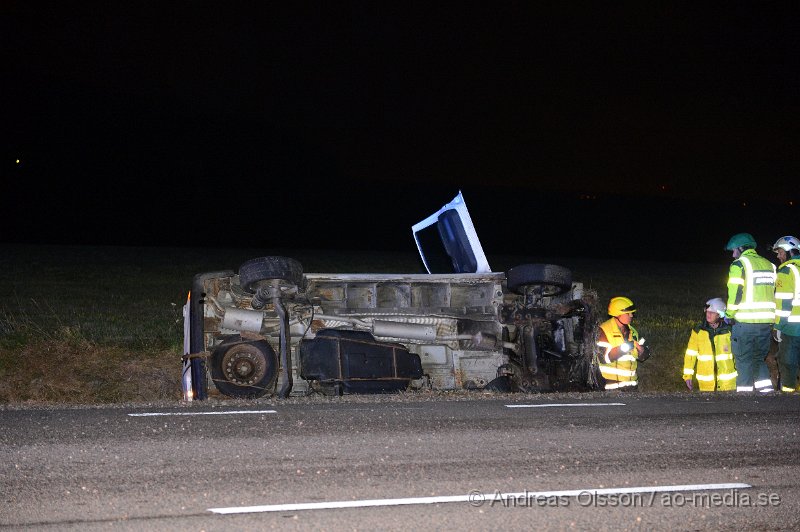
[732,322,773,392]
[777,333,800,393]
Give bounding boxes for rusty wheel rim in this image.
[221,344,267,386]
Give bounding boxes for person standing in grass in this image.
[682,298,737,391]
[596,296,651,390]
[772,236,800,393]
[725,232,776,393]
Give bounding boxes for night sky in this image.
[2,2,798,261]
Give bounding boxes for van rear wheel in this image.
[211,340,278,398]
[238,256,303,293]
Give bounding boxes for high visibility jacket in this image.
[682,320,737,391]
[727,249,776,323]
[597,318,640,390]
[774,258,800,337]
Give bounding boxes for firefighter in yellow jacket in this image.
[725,233,776,392]
[682,298,737,391]
[772,236,800,393]
[596,296,651,390]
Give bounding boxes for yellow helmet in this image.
[608,296,636,316]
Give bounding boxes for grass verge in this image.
[0,328,176,403]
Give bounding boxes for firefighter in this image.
[772,236,800,393]
[725,233,776,393]
[682,298,737,391]
[596,296,651,390]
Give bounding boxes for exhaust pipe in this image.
[372,320,437,341]
[221,308,264,333]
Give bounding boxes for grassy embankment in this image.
[0,245,728,403]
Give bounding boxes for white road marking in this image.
[505,403,626,408]
[208,482,752,514]
[312,406,426,412]
[127,410,277,417]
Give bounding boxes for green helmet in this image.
[725,232,756,251]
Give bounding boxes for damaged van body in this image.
[182,192,601,400]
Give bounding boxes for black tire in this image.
[506,263,572,296]
[211,340,278,398]
[238,256,303,293]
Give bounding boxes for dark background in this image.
[1,2,797,262]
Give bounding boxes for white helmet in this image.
[772,235,800,252]
[705,297,726,318]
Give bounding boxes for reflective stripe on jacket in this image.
[727,250,776,323]
[774,259,800,337]
[682,321,737,391]
[597,318,639,389]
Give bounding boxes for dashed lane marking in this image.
[505,403,626,408]
[127,410,277,417]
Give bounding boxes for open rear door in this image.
[412,191,491,274]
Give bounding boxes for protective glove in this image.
[685,379,693,391]
[637,345,652,362]
[773,329,782,343]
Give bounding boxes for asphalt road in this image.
[1,392,799,531]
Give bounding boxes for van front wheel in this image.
[506,264,572,296]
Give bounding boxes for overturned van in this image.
[182,192,601,400]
